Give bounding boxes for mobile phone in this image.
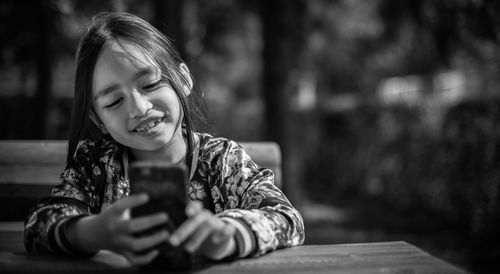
[129,162,188,233]
[128,162,193,270]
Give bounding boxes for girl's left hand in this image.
[168,201,237,260]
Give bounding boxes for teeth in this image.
[135,118,161,133]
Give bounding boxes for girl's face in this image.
[92,40,185,152]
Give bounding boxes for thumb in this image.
[186,200,203,217]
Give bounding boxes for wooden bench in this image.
[0,140,281,221]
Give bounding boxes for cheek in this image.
[157,90,183,116]
[96,111,124,131]
[171,98,184,123]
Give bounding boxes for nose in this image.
[128,90,153,118]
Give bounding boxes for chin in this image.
[137,134,174,150]
[131,139,168,151]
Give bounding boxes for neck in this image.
[130,130,187,164]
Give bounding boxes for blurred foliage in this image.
[1,0,500,273]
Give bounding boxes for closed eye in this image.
[143,80,162,91]
[104,98,123,109]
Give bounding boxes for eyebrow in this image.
[93,68,157,101]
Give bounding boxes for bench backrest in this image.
[0,140,281,221]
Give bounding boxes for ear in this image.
[179,63,193,96]
[90,110,109,134]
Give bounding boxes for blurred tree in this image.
[188,0,265,140]
[33,1,55,139]
[260,0,307,203]
[377,0,500,73]
[153,0,187,59]
[0,0,60,138]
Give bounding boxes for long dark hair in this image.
[67,12,204,166]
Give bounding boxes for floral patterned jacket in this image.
[24,132,305,258]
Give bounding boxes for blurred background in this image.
[1,0,499,273]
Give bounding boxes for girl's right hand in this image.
[67,194,170,266]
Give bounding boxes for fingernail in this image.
[160,213,168,222]
[186,201,202,216]
[186,205,196,216]
[169,236,179,246]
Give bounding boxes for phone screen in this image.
[129,162,188,232]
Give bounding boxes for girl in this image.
[24,12,304,266]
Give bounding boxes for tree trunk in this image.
[260,0,307,204]
[33,1,52,139]
[153,0,186,59]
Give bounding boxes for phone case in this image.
[129,161,193,270]
[129,161,188,231]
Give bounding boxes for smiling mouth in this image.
[132,117,165,133]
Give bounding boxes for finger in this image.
[212,222,236,244]
[111,194,149,215]
[199,223,237,261]
[123,249,159,266]
[186,201,203,217]
[128,229,169,252]
[169,210,212,246]
[183,220,214,253]
[109,234,132,251]
[122,208,131,220]
[126,212,168,233]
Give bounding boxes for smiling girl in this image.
[24,12,304,267]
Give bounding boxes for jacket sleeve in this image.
[24,140,104,256]
[212,140,305,258]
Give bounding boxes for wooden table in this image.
[0,222,468,274]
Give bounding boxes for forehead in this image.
[92,40,159,93]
